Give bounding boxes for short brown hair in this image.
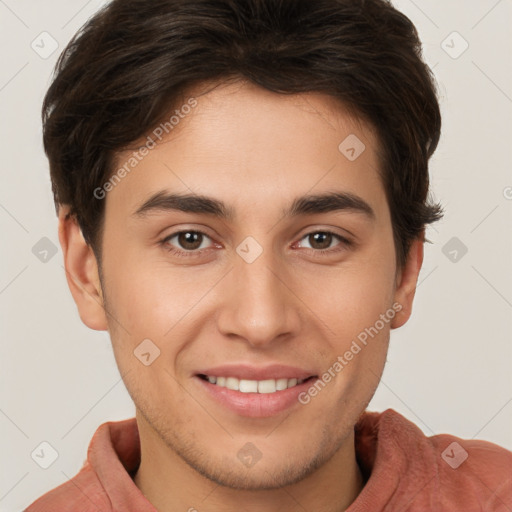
[43,0,443,268]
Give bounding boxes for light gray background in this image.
[1,0,511,510]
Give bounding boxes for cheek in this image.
[101,247,221,376]
[297,245,396,337]
[102,239,190,331]
[298,241,396,396]
[305,278,393,419]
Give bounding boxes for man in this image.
[25,0,512,510]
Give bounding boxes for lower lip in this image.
[194,376,316,418]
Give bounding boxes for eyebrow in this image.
[132,190,375,220]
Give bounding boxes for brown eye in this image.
[307,232,333,250]
[163,230,213,253]
[296,231,352,254]
[176,231,203,250]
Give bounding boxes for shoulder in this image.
[24,418,138,512]
[23,462,111,512]
[381,409,512,509]
[429,431,512,509]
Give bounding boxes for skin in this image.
[58,79,423,512]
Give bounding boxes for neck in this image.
[133,411,364,512]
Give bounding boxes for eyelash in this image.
[160,229,353,258]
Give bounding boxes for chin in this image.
[187,454,325,491]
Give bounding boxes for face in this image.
[63,80,421,491]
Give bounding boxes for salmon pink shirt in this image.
[24,409,512,511]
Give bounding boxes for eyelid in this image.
[294,230,353,251]
[161,228,218,252]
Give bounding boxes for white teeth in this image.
[226,377,239,391]
[276,378,288,391]
[239,379,258,393]
[258,379,276,393]
[204,375,306,393]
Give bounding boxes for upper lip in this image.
[196,364,317,381]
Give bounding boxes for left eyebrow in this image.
[285,191,375,220]
[132,190,375,220]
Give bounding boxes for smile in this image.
[198,374,315,393]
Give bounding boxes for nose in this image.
[216,244,302,349]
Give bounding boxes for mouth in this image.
[193,367,319,418]
[197,374,317,394]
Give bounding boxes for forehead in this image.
[106,80,386,223]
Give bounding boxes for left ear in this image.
[391,234,424,329]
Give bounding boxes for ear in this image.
[391,234,424,329]
[58,205,108,331]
